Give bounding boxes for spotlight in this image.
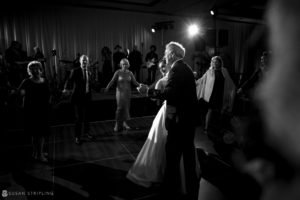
[210,7,217,16]
[151,28,156,33]
[188,24,199,38]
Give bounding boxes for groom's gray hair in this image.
[166,41,185,59]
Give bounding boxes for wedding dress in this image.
[126,101,167,187]
[127,75,168,187]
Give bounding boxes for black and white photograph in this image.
[1,0,300,199]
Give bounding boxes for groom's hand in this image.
[137,84,149,96]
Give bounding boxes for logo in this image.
[2,190,8,198]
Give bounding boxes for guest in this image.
[33,46,46,76]
[128,45,143,82]
[63,54,95,145]
[145,45,158,85]
[5,41,29,87]
[18,61,50,162]
[247,1,300,200]
[113,45,126,73]
[237,51,271,97]
[196,56,236,143]
[73,53,81,69]
[105,58,141,132]
[101,46,113,86]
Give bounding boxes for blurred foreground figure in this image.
[255,0,300,200]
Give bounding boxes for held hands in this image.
[137,84,149,96]
[100,88,109,93]
[62,89,71,97]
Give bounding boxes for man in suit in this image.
[63,54,95,144]
[148,42,199,199]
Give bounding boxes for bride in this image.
[126,59,170,187]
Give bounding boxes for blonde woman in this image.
[18,61,50,162]
[105,58,142,132]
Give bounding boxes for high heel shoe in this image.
[114,126,122,132]
[123,124,131,130]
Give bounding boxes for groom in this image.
[147,42,198,199]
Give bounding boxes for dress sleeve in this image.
[130,71,140,87]
[106,70,119,89]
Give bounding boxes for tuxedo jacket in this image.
[151,59,198,130]
[65,67,92,103]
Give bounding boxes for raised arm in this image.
[62,69,75,94]
[130,71,140,87]
[149,67,180,102]
[105,70,119,90]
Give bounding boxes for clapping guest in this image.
[105,58,142,132]
[18,61,50,162]
[63,54,95,145]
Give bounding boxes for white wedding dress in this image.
[127,76,168,187]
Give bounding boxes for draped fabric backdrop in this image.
[0,4,260,86]
[0,5,171,85]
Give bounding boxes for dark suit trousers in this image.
[164,123,198,198]
[73,96,90,138]
[147,66,157,85]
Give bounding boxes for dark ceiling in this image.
[51,0,269,23]
[4,0,269,24]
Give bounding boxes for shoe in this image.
[123,124,131,130]
[32,152,37,160]
[86,133,95,140]
[113,126,122,132]
[37,155,48,163]
[75,137,82,145]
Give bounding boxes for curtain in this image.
[0,5,164,85]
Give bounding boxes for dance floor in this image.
[0,114,220,200]
[1,90,257,200]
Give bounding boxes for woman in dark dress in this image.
[18,61,50,162]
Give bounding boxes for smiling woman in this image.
[105,58,142,132]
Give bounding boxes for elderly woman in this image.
[18,61,50,162]
[196,56,236,141]
[105,58,142,132]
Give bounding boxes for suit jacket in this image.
[65,67,92,103]
[150,59,198,130]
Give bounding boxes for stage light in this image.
[151,28,155,33]
[188,24,199,38]
[210,10,215,16]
